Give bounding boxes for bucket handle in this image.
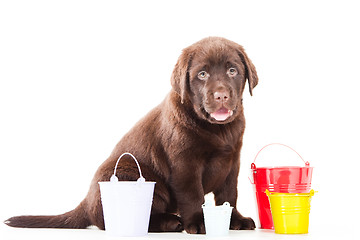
[110,152,145,182]
[251,143,310,170]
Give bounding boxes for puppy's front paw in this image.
[184,212,205,234]
[231,215,256,230]
[148,213,183,232]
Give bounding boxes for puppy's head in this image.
[171,37,258,124]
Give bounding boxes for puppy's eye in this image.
[198,71,210,80]
[227,67,238,76]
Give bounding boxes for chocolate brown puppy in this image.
[5,37,258,234]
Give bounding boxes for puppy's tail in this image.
[4,201,90,229]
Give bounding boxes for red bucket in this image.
[249,143,313,229]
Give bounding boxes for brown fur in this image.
[5,37,258,234]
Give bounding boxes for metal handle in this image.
[251,143,309,169]
[111,152,145,182]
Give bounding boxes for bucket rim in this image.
[252,165,313,170]
[98,181,156,184]
[202,205,233,210]
[265,189,316,197]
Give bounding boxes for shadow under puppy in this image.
[6,37,258,234]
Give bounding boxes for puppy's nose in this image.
[214,91,229,102]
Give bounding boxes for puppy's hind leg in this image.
[147,183,183,232]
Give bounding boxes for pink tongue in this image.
[210,107,232,121]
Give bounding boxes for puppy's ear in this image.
[171,48,193,104]
[237,46,258,96]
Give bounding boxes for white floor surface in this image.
[1,224,356,240]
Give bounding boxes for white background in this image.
[0,0,358,239]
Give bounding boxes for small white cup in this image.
[202,201,233,236]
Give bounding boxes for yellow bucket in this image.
[265,189,315,234]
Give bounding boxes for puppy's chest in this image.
[199,129,242,192]
[202,128,242,157]
[205,123,243,146]
[201,154,233,192]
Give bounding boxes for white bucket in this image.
[98,153,156,237]
[202,201,233,236]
